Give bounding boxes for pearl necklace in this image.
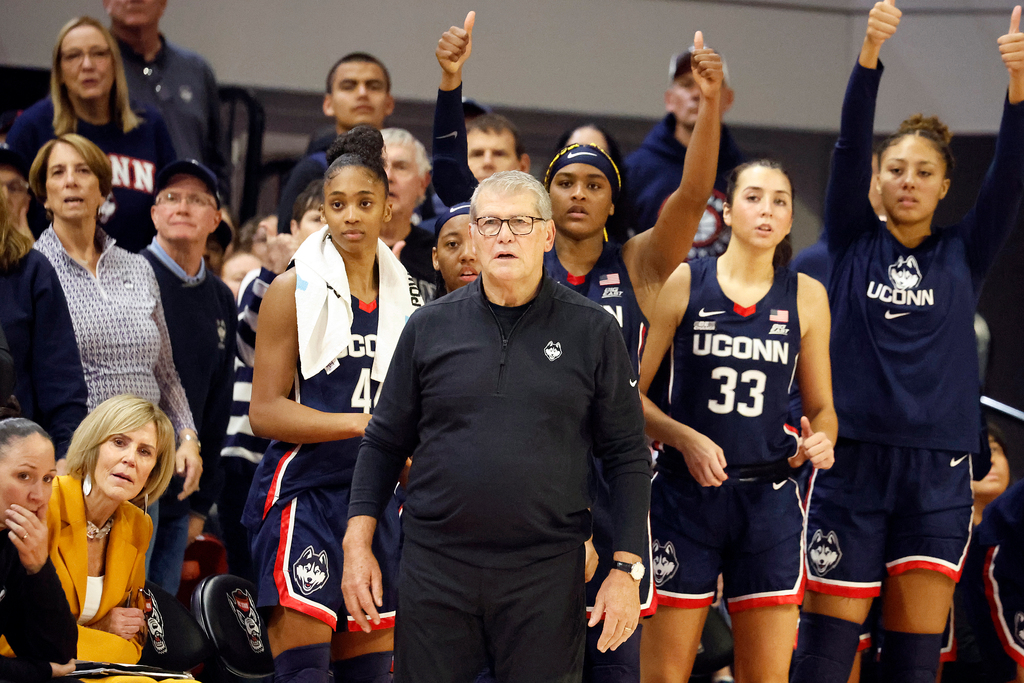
[86,518,113,540]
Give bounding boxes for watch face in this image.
[630,562,645,581]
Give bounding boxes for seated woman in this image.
[49,394,175,666]
[0,417,77,681]
[28,134,201,505]
[6,16,176,252]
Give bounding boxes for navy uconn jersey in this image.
[662,258,800,475]
[545,242,648,374]
[245,296,380,521]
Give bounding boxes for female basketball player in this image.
[792,4,1024,682]
[244,126,421,683]
[638,160,836,683]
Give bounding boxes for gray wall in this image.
[1,0,1016,132]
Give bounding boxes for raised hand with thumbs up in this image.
[788,415,835,470]
[437,11,475,91]
[860,0,901,69]
[999,6,1024,103]
[690,30,724,102]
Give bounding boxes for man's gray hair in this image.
[382,128,431,177]
[470,171,552,221]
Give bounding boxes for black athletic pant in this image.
[394,541,586,683]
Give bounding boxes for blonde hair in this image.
[0,189,32,273]
[50,17,140,136]
[29,134,113,216]
[64,395,176,506]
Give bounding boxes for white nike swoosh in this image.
[950,455,968,467]
[565,150,598,159]
[885,310,911,319]
[698,308,725,317]
[629,379,638,387]
[435,131,458,140]
[773,480,787,490]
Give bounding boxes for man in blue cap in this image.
[142,158,236,592]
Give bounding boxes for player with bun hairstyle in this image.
[638,159,836,683]
[792,4,1024,682]
[244,125,422,683]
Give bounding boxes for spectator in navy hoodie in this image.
[0,175,86,462]
[6,16,176,253]
[142,159,236,593]
[626,45,744,258]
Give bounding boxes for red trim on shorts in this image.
[887,559,962,582]
[263,444,300,519]
[858,633,873,653]
[983,546,1024,668]
[273,501,338,629]
[940,637,957,663]
[727,573,805,614]
[346,613,396,632]
[653,586,715,609]
[806,577,881,599]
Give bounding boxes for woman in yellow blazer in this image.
[48,395,175,665]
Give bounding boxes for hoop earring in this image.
[82,473,92,496]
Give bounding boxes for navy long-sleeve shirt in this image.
[348,275,652,568]
[142,249,237,518]
[432,85,478,207]
[0,250,87,458]
[825,63,1024,453]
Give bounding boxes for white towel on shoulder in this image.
[293,226,423,381]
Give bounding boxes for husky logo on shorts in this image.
[652,540,679,586]
[293,545,330,595]
[808,529,843,576]
[544,341,562,362]
[888,255,923,290]
[141,588,167,654]
[227,588,265,654]
[1015,612,1024,646]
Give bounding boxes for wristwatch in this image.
[611,560,645,581]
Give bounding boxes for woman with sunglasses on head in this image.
[434,14,723,681]
[244,125,422,683]
[792,4,1024,682]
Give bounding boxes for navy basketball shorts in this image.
[961,535,1024,680]
[649,470,805,613]
[250,484,402,631]
[804,439,973,598]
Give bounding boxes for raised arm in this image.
[788,274,836,470]
[962,6,1024,284]
[627,32,722,290]
[432,11,479,206]
[824,1,900,255]
[248,270,371,443]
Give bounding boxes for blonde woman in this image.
[7,16,176,252]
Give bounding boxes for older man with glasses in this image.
[141,159,236,593]
[342,170,652,683]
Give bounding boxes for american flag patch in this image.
[599,273,620,286]
[770,309,789,323]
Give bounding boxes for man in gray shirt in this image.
[105,0,229,196]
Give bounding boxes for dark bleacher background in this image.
[4,65,1022,480]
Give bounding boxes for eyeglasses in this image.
[473,216,543,237]
[155,191,216,209]
[61,47,112,66]
[2,179,29,196]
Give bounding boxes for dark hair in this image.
[292,178,325,225]
[467,114,526,159]
[988,420,1008,455]
[724,159,795,269]
[325,52,391,94]
[0,418,52,461]
[878,114,955,175]
[554,124,635,244]
[324,125,389,195]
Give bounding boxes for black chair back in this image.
[191,574,274,679]
[138,581,215,672]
